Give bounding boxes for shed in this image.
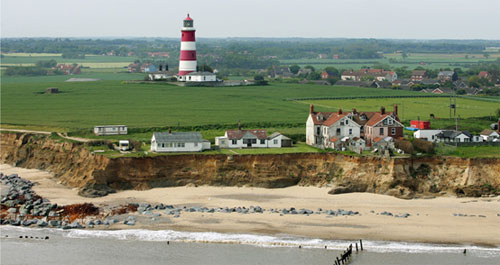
[45,87,59,94]
[151,131,210,152]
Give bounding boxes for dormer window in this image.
[345,119,349,125]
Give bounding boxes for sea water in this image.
[1,226,499,265]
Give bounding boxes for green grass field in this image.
[1,80,423,130]
[280,53,499,71]
[304,97,500,120]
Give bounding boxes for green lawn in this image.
[436,145,500,158]
[0,80,421,131]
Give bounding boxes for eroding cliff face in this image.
[1,133,499,198]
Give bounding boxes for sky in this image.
[1,0,500,39]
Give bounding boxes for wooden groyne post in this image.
[333,244,353,264]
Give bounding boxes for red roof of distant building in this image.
[373,137,383,143]
[479,71,489,78]
[329,137,339,143]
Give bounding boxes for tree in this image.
[467,76,480,88]
[324,66,339,77]
[289,64,300,74]
[35,59,57,68]
[360,75,375,81]
[253,74,264,81]
[401,52,408,60]
[304,65,315,71]
[456,88,466,95]
[308,71,321,80]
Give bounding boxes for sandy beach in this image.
[1,163,499,247]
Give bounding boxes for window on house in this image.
[273,139,278,144]
[380,128,384,135]
[161,143,165,148]
[252,139,257,144]
[232,140,237,145]
[388,119,393,125]
[391,128,396,135]
[383,119,388,125]
[345,119,349,125]
[349,129,352,135]
[260,139,265,144]
[340,121,344,126]
[194,142,198,147]
[336,128,341,136]
[316,127,320,135]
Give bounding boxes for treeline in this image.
[3,38,499,62]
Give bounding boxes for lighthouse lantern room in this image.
[177,14,197,80]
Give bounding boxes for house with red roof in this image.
[478,71,489,79]
[306,104,403,148]
[215,128,291,148]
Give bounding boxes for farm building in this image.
[410,70,426,81]
[151,131,210,152]
[215,130,291,148]
[94,125,127,136]
[45,87,59,94]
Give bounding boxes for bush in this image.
[413,138,435,154]
[395,139,414,154]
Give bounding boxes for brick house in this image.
[411,70,426,81]
[306,104,403,148]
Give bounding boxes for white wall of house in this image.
[186,74,216,82]
[481,132,499,141]
[455,134,471,142]
[413,130,443,142]
[268,135,284,148]
[306,115,320,146]
[151,141,205,152]
[471,135,483,142]
[322,117,361,146]
[215,136,229,148]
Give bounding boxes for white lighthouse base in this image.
[177,71,217,82]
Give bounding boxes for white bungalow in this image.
[413,130,443,142]
[151,131,210,152]
[215,130,291,148]
[94,125,127,136]
[480,129,499,142]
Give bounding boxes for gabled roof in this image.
[153,132,203,142]
[268,132,291,140]
[365,113,402,127]
[480,129,499,136]
[226,130,267,140]
[411,70,426,76]
[438,71,454,76]
[436,130,471,139]
[478,71,489,78]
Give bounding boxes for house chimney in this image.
[169,128,172,134]
[352,108,357,114]
[381,106,386,115]
[394,104,398,116]
[338,108,343,115]
[310,104,314,114]
[238,120,241,130]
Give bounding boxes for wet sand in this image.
[2,164,500,247]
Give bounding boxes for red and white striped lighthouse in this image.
[178,14,197,76]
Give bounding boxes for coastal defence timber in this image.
[1,132,499,198]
